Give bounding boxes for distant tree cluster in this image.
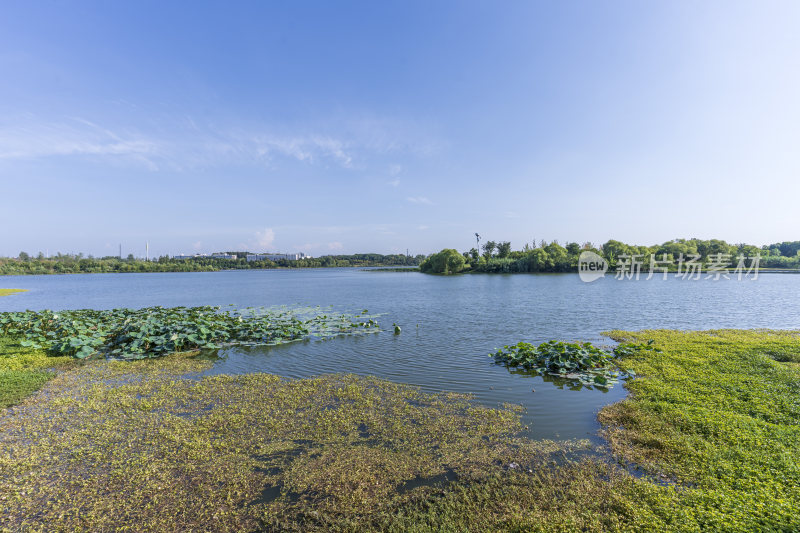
[420,239,800,274]
[419,249,466,275]
[0,252,424,276]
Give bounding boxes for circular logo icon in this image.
[578,251,608,282]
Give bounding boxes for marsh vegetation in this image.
[0,328,798,530]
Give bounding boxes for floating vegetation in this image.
[3,330,799,530]
[0,335,76,408]
[0,289,27,297]
[492,340,657,388]
[0,357,586,531]
[0,306,380,360]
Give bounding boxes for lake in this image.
[1,269,798,441]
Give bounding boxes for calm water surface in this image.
[2,269,798,440]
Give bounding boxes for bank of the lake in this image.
[0,329,798,531]
[0,254,423,276]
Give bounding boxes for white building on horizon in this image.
[173,253,237,260]
[173,252,310,261]
[246,252,309,262]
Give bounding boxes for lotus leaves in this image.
[492,340,654,389]
[0,305,380,360]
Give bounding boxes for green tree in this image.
[420,249,467,274]
[600,240,633,265]
[544,242,569,270]
[482,241,497,259]
[496,241,512,258]
[526,248,551,272]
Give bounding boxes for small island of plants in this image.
[491,340,656,388]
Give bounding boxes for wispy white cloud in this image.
[255,228,275,248]
[407,196,432,205]
[0,118,161,168]
[0,113,436,171]
[327,241,343,250]
[247,134,353,167]
[384,161,403,186]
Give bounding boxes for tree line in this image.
[419,239,800,274]
[0,252,424,276]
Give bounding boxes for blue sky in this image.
[2,1,799,258]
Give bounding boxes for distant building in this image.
[174,252,309,262]
[246,252,308,262]
[174,253,236,260]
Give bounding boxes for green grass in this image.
[0,335,74,408]
[0,288,27,297]
[0,329,798,531]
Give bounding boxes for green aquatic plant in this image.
[2,330,799,530]
[492,340,650,388]
[0,357,578,531]
[0,305,380,360]
[0,289,27,297]
[598,329,800,531]
[0,335,76,407]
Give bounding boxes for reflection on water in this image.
[2,269,798,440]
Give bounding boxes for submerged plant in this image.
[491,340,652,388]
[0,305,380,360]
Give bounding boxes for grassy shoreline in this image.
[0,329,798,530]
[0,255,423,276]
[599,329,800,529]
